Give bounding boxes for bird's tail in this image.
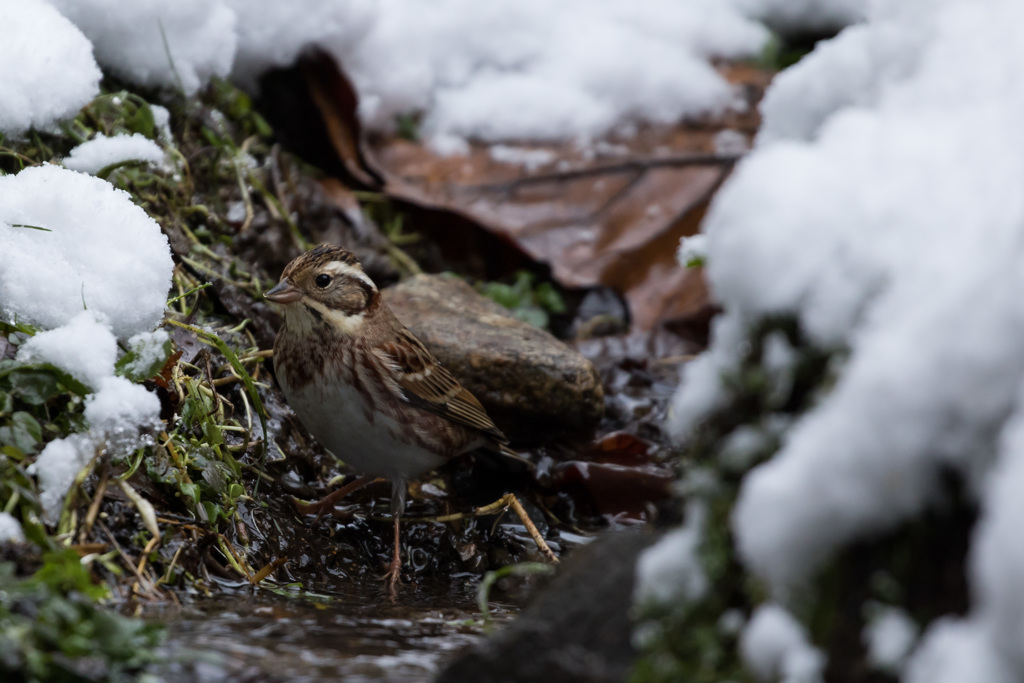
[496,443,536,470]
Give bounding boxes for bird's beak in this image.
[264,278,303,304]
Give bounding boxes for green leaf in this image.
[179,482,201,507]
[0,361,91,401]
[201,418,224,447]
[30,550,108,601]
[476,271,564,330]
[0,390,12,415]
[123,101,156,139]
[202,501,222,524]
[0,411,42,455]
[478,282,510,308]
[201,461,229,494]
[114,336,173,382]
[7,368,59,405]
[534,282,566,314]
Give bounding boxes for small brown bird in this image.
[266,244,524,592]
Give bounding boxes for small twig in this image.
[135,535,161,577]
[156,543,186,587]
[161,433,193,484]
[98,521,164,600]
[467,153,740,193]
[217,534,254,580]
[249,557,288,585]
[79,473,109,544]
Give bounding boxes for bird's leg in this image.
[505,493,559,564]
[382,479,407,598]
[383,516,402,599]
[294,475,382,522]
[429,493,559,564]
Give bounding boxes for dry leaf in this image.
[117,478,160,540]
[267,50,773,332]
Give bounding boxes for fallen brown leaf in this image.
[266,50,774,333]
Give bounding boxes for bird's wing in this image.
[377,328,508,443]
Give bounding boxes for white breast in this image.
[279,372,446,482]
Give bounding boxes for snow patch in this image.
[123,330,172,379]
[228,0,376,88]
[0,165,173,338]
[969,385,1024,674]
[0,513,26,544]
[27,434,94,524]
[489,145,556,173]
[740,604,825,682]
[677,234,708,268]
[338,0,768,142]
[863,605,917,673]
[16,312,117,390]
[426,133,471,158]
[903,618,1015,683]
[634,502,707,605]
[663,0,1024,678]
[0,0,100,135]
[63,133,166,174]
[15,0,775,143]
[47,0,237,95]
[84,376,161,437]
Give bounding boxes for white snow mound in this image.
[666,0,1024,678]
[47,0,236,95]
[0,165,173,338]
[0,0,101,134]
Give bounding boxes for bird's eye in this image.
[315,274,331,288]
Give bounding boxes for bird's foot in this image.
[382,517,402,601]
[438,493,560,564]
[382,562,401,601]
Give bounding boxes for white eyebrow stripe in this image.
[322,261,376,289]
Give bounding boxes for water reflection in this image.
[150,580,513,682]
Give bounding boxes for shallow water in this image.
[149,580,513,682]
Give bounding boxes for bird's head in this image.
[265,244,379,334]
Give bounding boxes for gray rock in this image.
[383,274,603,443]
[435,531,659,683]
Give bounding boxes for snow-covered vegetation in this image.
[635,0,1024,679]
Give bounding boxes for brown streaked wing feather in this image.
[378,329,508,443]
